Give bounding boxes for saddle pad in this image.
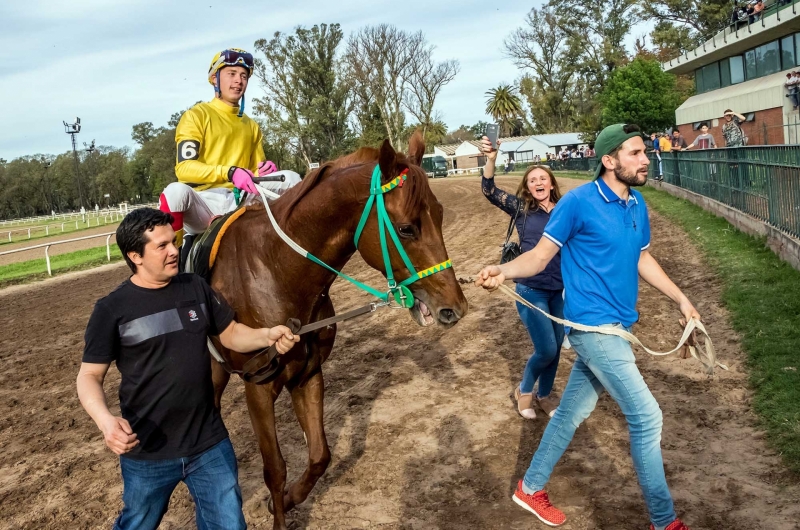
[188,206,247,281]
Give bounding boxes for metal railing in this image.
[650,146,800,238]
[0,232,117,276]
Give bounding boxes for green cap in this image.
[593,124,643,179]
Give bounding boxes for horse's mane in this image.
[270,145,428,225]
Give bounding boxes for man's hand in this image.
[678,298,701,324]
[267,325,300,354]
[99,415,139,455]
[475,265,505,291]
[229,167,258,194]
[257,160,277,177]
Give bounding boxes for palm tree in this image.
[485,84,523,137]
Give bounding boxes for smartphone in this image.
[485,123,499,150]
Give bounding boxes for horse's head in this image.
[356,132,468,328]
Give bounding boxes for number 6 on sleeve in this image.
[177,140,200,162]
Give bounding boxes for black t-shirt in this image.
[83,273,235,460]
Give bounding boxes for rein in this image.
[496,284,728,375]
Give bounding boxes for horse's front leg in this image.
[244,382,288,530]
[284,370,331,512]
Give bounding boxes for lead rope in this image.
[496,284,728,375]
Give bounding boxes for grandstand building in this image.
[663,0,800,145]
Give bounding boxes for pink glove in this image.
[228,167,258,194]
[257,160,277,177]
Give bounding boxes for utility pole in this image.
[63,117,85,208]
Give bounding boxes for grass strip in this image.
[640,186,800,473]
[0,244,123,288]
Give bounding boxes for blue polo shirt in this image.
[542,178,651,327]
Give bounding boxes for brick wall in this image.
[677,107,787,146]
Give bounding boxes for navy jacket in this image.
[482,177,563,291]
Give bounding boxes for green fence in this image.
[650,147,800,239]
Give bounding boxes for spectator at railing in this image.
[686,123,717,150]
[671,130,689,151]
[750,0,764,22]
[649,132,664,181]
[731,4,749,29]
[785,72,799,110]
[722,109,748,147]
[659,133,672,153]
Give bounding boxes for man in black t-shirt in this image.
[77,208,298,530]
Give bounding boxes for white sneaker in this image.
[562,336,571,350]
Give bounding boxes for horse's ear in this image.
[407,130,425,166]
[378,139,397,184]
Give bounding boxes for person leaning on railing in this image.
[721,109,747,147]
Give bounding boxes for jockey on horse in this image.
[159,48,301,248]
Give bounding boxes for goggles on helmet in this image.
[209,49,254,79]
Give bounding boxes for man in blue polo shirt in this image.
[476,124,699,530]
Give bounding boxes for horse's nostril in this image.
[438,308,459,324]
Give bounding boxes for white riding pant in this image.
[160,170,301,235]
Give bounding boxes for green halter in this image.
[346,165,452,308]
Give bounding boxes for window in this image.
[720,59,731,87]
[695,67,705,93]
[745,49,757,80]
[755,41,780,77]
[729,56,745,84]
[702,62,720,91]
[782,35,796,70]
[796,33,800,65]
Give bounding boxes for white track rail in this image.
[0,232,116,276]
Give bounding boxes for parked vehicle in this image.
[422,155,448,178]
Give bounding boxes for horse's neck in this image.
[263,173,368,296]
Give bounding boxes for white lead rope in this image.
[497,284,728,374]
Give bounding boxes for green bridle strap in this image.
[348,165,452,308]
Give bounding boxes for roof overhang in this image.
[663,7,800,75]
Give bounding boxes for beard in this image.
[613,164,648,187]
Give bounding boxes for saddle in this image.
[184,205,247,280]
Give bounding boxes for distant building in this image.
[434,133,585,169]
[662,0,800,145]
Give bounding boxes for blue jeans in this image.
[114,438,246,530]
[515,284,565,398]
[522,325,676,527]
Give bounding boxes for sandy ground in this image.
[0,224,119,266]
[0,176,798,530]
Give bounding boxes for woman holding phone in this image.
[480,136,565,419]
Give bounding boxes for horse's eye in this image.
[397,224,416,239]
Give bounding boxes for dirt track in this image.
[1,176,798,529]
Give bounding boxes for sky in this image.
[0,0,652,160]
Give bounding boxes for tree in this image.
[485,84,523,136]
[345,24,458,149]
[599,58,685,133]
[253,23,354,167]
[404,52,459,141]
[637,0,732,58]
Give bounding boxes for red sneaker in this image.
[650,519,690,530]
[512,480,566,526]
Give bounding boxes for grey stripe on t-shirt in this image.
[119,309,183,346]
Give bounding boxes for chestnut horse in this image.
[209,133,468,529]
